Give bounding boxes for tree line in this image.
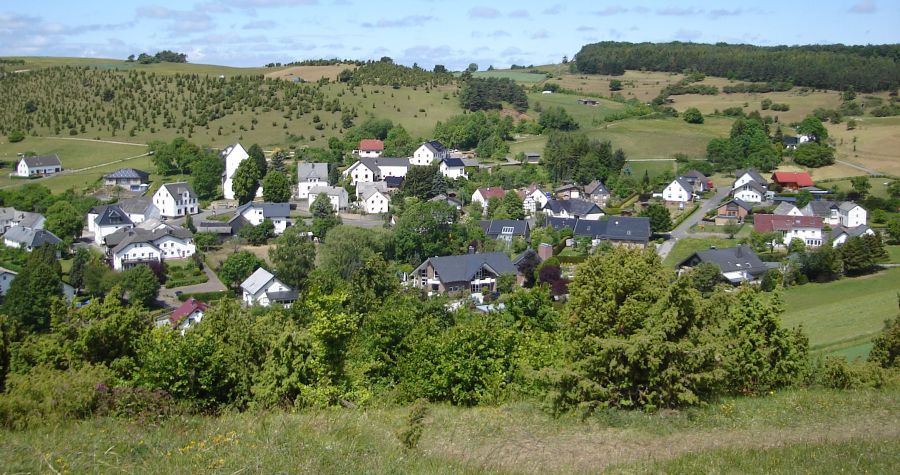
[574,41,900,92]
[126,50,188,64]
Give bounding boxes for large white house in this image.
[471,187,506,211]
[240,267,297,307]
[343,157,410,186]
[87,205,135,246]
[220,143,263,200]
[410,140,449,166]
[296,162,329,200]
[754,214,824,248]
[732,181,766,203]
[109,225,195,270]
[663,177,694,204]
[733,169,767,190]
[439,157,467,179]
[233,202,292,235]
[153,182,199,218]
[521,185,549,215]
[361,188,390,214]
[308,186,349,213]
[356,139,384,158]
[16,154,62,177]
[838,202,867,228]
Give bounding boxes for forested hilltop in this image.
[574,41,900,92]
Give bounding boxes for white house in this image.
[0,207,44,233]
[296,162,329,200]
[732,181,766,203]
[109,225,195,270]
[16,154,62,177]
[169,298,209,334]
[116,198,160,224]
[153,182,199,218]
[361,188,390,214]
[754,214,824,248]
[543,199,605,220]
[472,187,506,211]
[343,157,409,186]
[240,267,297,307]
[103,168,150,191]
[773,202,803,217]
[0,266,17,296]
[733,169,767,190]
[356,139,384,158]
[308,186,348,213]
[521,186,549,215]
[87,205,134,246]
[411,140,449,166]
[4,226,62,252]
[221,143,249,201]
[663,177,694,204]
[838,202,867,228]
[831,225,876,247]
[356,181,389,200]
[439,157,467,179]
[233,202,292,235]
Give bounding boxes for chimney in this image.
[736,246,743,257]
[538,243,553,261]
[468,245,475,255]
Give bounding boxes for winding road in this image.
[656,187,732,260]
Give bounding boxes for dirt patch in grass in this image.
[265,65,355,82]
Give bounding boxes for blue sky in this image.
[1,1,897,69]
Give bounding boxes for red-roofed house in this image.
[357,139,385,158]
[169,297,209,332]
[754,214,824,247]
[771,171,814,191]
[472,187,507,211]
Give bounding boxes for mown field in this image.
[1,388,897,474]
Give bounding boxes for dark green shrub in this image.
[0,365,113,429]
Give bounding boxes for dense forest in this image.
[337,58,456,88]
[459,75,528,112]
[574,41,900,92]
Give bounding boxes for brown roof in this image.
[754,214,823,232]
[359,139,384,151]
[477,187,506,200]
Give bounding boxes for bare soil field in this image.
[265,64,355,82]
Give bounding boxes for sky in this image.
[1,0,898,69]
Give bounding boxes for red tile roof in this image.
[754,214,823,232]
[359,139,384,151]
[170,298,208,324]
[771,172,814,187]
[477,187,506,200]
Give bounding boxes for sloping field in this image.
[265,64,355,82]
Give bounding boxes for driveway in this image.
[158,262,226,307]
[656,187,732,260]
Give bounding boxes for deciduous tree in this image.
[269,226,316,290]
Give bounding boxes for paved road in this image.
[656,187,732,260]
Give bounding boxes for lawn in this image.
[1,388,897,474]
[662,237,742,267]
[468,70,549,83]
[816,175,895,199]
[781,266,900,356]
[526,92,626,127]
[887,245,900,264]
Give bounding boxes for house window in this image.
[501,226,514,234]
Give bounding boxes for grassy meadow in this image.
[1,388,897,474]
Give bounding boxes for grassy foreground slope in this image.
[1,388,897,474]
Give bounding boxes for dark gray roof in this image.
[297,162,329,181]
[479,219,530,237]
[672,177,694,193]
[160,182,197,199]
[544,199,603,218]
[512,248,541,266]
[678,245,767,277]
[384,176,404,188]
[358,157,410,172]
[772,202,798,216]
[233,202,290,219]
[104,168,149,180]
[782,136,799,146]
[423,140,447,154]
[21,154,61,168]
[574,216,651,242]
[831,225,872,240]
[266,290,299,302]
[721,199,753,212]
[734,168,767,186]
[681,170,708,182]
[441,157,466,168]
[804,200,838,218]
[838,201,862,213]
[93,205,133,227]
[116,198,156,215]
[109,225,192,254]
[554,183,581,193]
[546,216,578,231]
[419,252,517,284]
[4,226,61,248]
[197,221,234,234]
[735,180,766,195]
[584,180,609,196]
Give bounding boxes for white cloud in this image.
[243,20,277,29]
[542,4,564,15]
[508,9,529,18]
[468,7,500,19]
[849,0,877,13]
[658,7,703,16]
[592,6,628,16]
[361,15,435,28]
[530,30,548,39]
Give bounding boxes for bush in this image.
[868,316,899,369]
[816,357,890,389]
[0,365,113,429]
[96,386,181,422]
[7,131,25,143]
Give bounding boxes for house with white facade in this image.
[221,143,249,200]
[732,180,766,203]
[109,225,195,270]
[663,177,694,204]
[153,182,199,218]
[410,252,519,296]
[356,139,384,158]
[439,157,467,179]
[733,169,768,190]
[521,185,549,215]
[410,140,449,166]
[360,188,390,214]
[16,154,62,177]
[754,214,824,248]
[296,162,329,200]
[116,198,160,224]
[838,202,867,228]
[0,266,17,296]
[831,225,876,247]
[543,199,604,220]
[471,187,506,211]
[103,168,150,191]
[308,186,348,213]
[87,205,135,246]
[232,202,292,235]
[168,297,209,333]
[677,245,768,284]
[773,202,803,217]
[0,207,44,233]
[240,267,297,307]
[343,157,410,186]
[4,226,62,252]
